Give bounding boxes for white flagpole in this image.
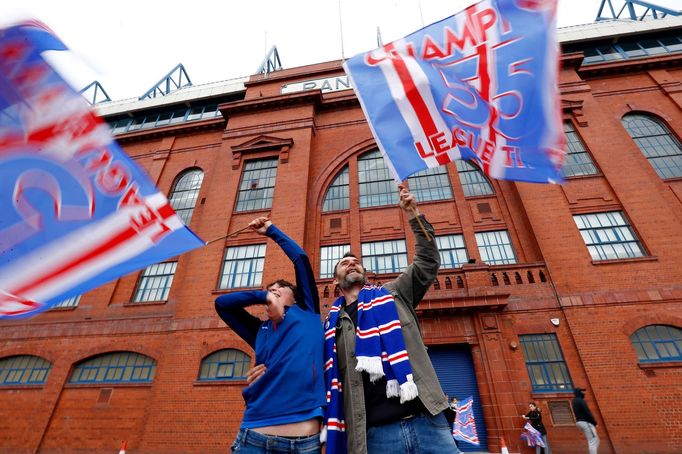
[338,0,345,60]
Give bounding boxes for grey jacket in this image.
[335,215,448,454]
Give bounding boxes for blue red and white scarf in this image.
[322,285,418,454]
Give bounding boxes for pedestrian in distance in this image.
[522,401,550,454]
[322,184,461,454]
[215,217,326,454]
[572,387,600,454]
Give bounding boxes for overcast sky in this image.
[0,0,674,101]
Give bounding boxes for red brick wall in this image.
[1,52,682,453]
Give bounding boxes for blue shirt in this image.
[215,225,326,428]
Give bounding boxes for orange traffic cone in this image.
[118,441,127,454]
[500,436,510,454]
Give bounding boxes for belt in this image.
[401,411,424,421]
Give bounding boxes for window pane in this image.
[622,114,682,179]
[361,239,408,274]
[407,167,453,202]
[220,244,266,289]
[320,244,351,278]
[68,352,156,384]
[236,158,278,212]
[358,150,398,208]
[198,349,251,381]
[0,355,51,385]
[563,122,597,177]
[323,167,350,212]
[52,295,81,309]
[133,262,177,302]
[475,231,517,265]
[630,325,682,362]
[455,160,494,197]
[573,211,645,261]
[169,169,204,225]
[519,334,573,392]
[435,235,468,269]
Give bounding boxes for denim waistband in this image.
[236,428,320,451]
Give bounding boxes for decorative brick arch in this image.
[616,104,674,123]
[199,339,253,362]
[70,343,162,366]
[309,137,376,213]
[0,349,54,365]
[622,313,682,337]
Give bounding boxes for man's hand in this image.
[398,184,419,219]
[246,364,267,385]
[249,217,272,235]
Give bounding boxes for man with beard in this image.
[322,184,460,454]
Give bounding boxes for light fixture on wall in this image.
[550,318,560,327]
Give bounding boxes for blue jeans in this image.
[367,412,462,454]
[231,428,321,454]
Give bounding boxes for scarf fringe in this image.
[386,379,400,398]
[399,380,419,403]
[355,356,384,380]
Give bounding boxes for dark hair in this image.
[333,252,358,278]
[266,279,296,295]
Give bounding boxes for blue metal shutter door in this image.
[428,344,488,452]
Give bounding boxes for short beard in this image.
[338,272,366,290]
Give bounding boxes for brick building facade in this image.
[2,17,682,454]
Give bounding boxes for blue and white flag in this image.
[0,21,205,318]
[453,396,480,446]
[344,0,564,184]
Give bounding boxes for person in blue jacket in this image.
[215,217,326,454]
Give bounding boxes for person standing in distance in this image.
[215,217,325,454]
[522,401,550,454]
[572,387,600,454]
[322,184,460,454]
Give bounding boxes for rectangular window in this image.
[320,244,351,279]
[436,235,468,269]
[519,334,573,393]
[573,211,645,261]
[236,158,278,212]
[563,122,598,177]
[133,262,177,302]
[361,239,408,274]
[220,244,266,289]
[52,295,81,309]
[475,230,517,265]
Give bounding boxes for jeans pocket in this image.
[425,412,450,429]
[230,438,241,452]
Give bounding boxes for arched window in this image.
[455,160,494,197]
[169,169,204,224]
[69,352,156,384]
[322,166,350,212]
[358,150,398,208]
[622,114,682,179]
[198,349,251,381]
[630,325,682,363]
[0,355,51,385]
[407,166,453,202]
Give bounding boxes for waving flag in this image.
[0,21,205,318]
[344,0,564,184]
[520,422,546,447]
[452,396,480,446]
